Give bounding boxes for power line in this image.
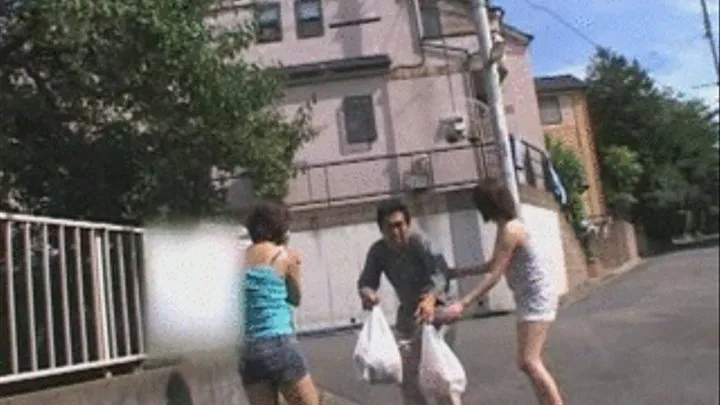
[514,0,602,48]
[700,0,720,83]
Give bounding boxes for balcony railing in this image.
[0,213,146,385]
[284,101,503,209]
[510,135,551,191]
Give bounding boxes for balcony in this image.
[285,104,502,210]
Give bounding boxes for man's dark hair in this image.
[472,178,517,221]
[244,201,290,245]
[376,198,411,228]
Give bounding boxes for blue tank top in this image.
[243,261,295,340]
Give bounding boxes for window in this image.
[343,95,378,145]
[295,0,324,38]
[419,0,442,38]
[538,96,562,125]
[256,2,282,43]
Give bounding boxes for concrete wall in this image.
[596,219,639,271]
[558,211,590,292]
[0,354,244,405]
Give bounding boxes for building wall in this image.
[211,2,548,209]
[540,91,606,217]
[558,209,590,292]
[596,219,639,270]
[283,73,473,165]
[207,0,418,67]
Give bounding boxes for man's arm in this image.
[413,232,450,298]
[357,243,382,309]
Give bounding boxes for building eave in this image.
[267,55,392,87]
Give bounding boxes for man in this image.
[357,198,484,405]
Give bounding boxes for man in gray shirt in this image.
[358,198,478,405]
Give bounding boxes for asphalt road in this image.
[299,247,720,405]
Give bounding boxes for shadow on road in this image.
[166,371,193,405]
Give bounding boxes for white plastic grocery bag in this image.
[418,325,467,405]
[352,306,403,384]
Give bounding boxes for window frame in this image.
[419,0,442,39]
[538,95,563,125]
[295,0,324,39]
[342,94,378,147]
[256,2,283,43]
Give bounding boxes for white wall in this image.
[141,203,568,346]
[476,214,516,312]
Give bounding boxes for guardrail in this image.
[0,213,146,384]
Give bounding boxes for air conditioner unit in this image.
[405,154,432,191]
[442,116,467,143]
[405,173,430,190]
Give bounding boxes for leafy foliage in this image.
[586,47,719,239]
[600,145,643,218]
[545,135,595,258]
[0,0,315,223]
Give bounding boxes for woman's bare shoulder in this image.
[505,220,528,243]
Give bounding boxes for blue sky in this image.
[500,0,720,109]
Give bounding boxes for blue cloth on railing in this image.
[547,163,568,206]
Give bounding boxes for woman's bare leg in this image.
[279,374,320,405]
[244,381,280,405]
[516,321,564,405]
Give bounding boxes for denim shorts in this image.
[239,334,309,387]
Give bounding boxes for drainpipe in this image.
[393,0,485,178]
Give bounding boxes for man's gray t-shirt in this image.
[357,230,459,336]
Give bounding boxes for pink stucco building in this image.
[209,0,547,211]
[207,1,568,326]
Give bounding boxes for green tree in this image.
[0,0,314,223]
[600,145,643,218]
[586,47,719,239]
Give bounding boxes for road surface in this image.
[299,247,720,405]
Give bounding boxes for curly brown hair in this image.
[244,201,291,245]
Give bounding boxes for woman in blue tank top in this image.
[239,201,319,405]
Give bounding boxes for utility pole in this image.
[469,0,520,206]
[700,0,720,85]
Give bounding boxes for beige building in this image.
[535,74,606,218]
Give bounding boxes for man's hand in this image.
[359,289,380,310]
[415,293,437,324]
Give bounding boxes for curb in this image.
[559,258,646,308]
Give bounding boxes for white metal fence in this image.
[0,212,146,384]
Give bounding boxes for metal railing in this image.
[285,105,503,209]
[286,140,502,209]
[0,213,146,384]
[510,135,551,191]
